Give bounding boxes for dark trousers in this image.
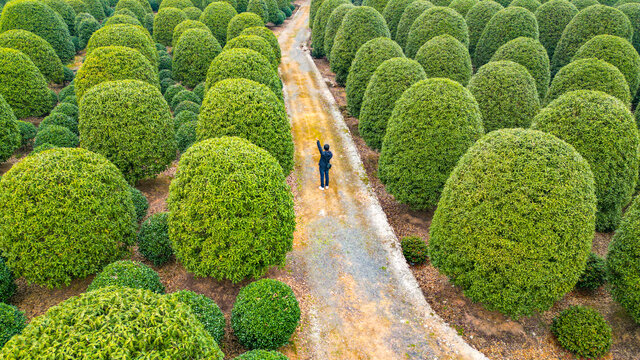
[319,166,329,187]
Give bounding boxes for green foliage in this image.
[153,7,188,46]
[405,6,468,58]
[575,252,607,291]
[16,121,36,147]
[31,143,59,154]
[76,13,100,50]
[395,0,433,50]
[167,137,295,282]
[176,119,197,152]
[161,77,177,93]
[171,90,201,110]
[330,6,390,85]
[66,0,89,17]
[383,0,416,39]
[87,24,158,68]
[75,46,159,102]
[0,303,25,348]
[59,84,75,101]
[168,290,225,344]
[362,0,390,12]
[34,125,78,148]
[311,0,349,57]
[63,66,75,82]
[534,0,577,58]
[468,60,539,132]
[159,54,172,70]
[265,0,280,23]
[88,260,164,293]
[0,30,64,84]
[175,101,200,116]
[129,185,149,222]
[184,6,203,19]
[104,13,143,27]
[415,34,471,85]
[172,19,210,47]
[79,80,176,184]
[346,37,403,118]
[0,286,224,358]
[0,48,53,118]
[51,102,79,121]
[618,3,640,56]
[0,95,20,163]
[310,0,324,27]
[401,236,428,265]
[144,12,155,34]
[323,3,354,61]
[379,78,483,209]
[159,0,194,9]
[174,29,222,88]
[225,34,277,68]
[199,1,237,46]
[40,113,78,135]
[138,212,173,266]
[551,306,612,358]
[226,12,265,42]
[509,0,539,11]
[165,83,185,103]
[42,0,77,36]
[82,0,105,20]
[0,258,16,303]
[234,350,289,360]
[61,95,77,105]
[0,148,136,287]
[571,0,597,10]
[240,27,281,65]
[193,82,206,100]
[159,69,172,81]
[466,0,503,56]
[231,279,300,349]
[247,0,269,22]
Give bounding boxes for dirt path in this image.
[278,2,487,359]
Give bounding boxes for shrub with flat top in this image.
[0,30,64,84]
[405,6,468,58]
[138,212,173,266]
[0,303,25,348]
[226,12,265,42]
[551,306,612,358]
[534,0,577,58]
[153,7,188,46]
[86,24,158,68]
[415,34,471,85]
[174,28,222,88]
[0,94,20,164]
[168,290,226,344]
[395,0,433,50]
[465,0,503,56]
[88,260,165,293]
[199,1,237,46]
[323,3,354,61]
[0,48,53,118]
[311,0,349,57]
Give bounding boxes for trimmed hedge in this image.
[534,0,577,58]
[247,0,269,22]
[42,0,77,36]
[231,279,300,349]
[323,3,354,61]
[51,102,79,121]
[0,94,20,163]
[405,6,468,58]
[429,128,596,318]
[415,34,471,85]
[172,19,210,47]
[138,212,173,266]
[159,0,194,9]
[16,121,36,147]
[0,48,53,118]
[88,260,165,293]
[618,3,640,56]
[184,6,203,19]
[465,0,503,56]
[200,1,237,46]
[330,6,390,85]
[174,28,222,88]
[39,113,78,135]
[395,0,433,50]
[197,78,294,173]
[0,303,25,348]
[345,37,404,118]
[235,350,289,360]
[168,290,226,344]
[362,0,390,12]
[104,13,143,27]
[0,30,64,84]
[153,7,188,47]
[383,0,417,39]
[176,119,197,152]
[129,185,149,222]
[468,60,540,132]
[170,89,201,109]
[0,257,16,303]
[86,24,158,68]
[576,252,607,291]
[225,34,278,68]
[311,0,349,57]
[509,0,539,11]
[379,78,483,209]
[226,12,265,42]
[175,101,200,115]
[0,287,224,359]
[401,236,428,265]
[241,26,282,63]
[551,306,612,358]
[0,148,136,287]
[167,137,295,282]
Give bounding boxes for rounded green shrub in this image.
[310,0,324,27]
[330,6,391,85]
[59,83,75,101]
[66,0,89,18]
[161,77,177,92]
[449,0,477,17]
[235,350,289,360]
[184,6,203,19]
[175,101,200,115]
[571,0,598,9]
[51,102,79,121]
[345,37,404,118]
[168,290,225,344]
[534,0,577,58]
[415,34,471,85]
[0,148,136,287]
[311,0,349,57]
[167,137,295,282]
[63,66,75,82]
[490,36,550,100]
[165,83,185,103]
[379,78,483,209]
[39,113,78,135]
[171,90,201,109]
[79,80,176,183]
[42,0,77,36]
[383,0,418,39]
[199,1,237,46]
[400,236,428,265]
[138,212,173,266]
[405,6,468,58]
[323,3,354,61]
[205,48,283,98]
[0,48,53,118]
[0,286,224,359]
[172,19,210,47]
[176,119,197,152]
[546,58,630,107]
[16,120,36,147]
[159,54,172,70]
[144,12,155,34]
[247,0,269,22]
[104,13,143,27]
[226,12,265,42]
[465,0,503,57]
[618,3,640,56]
[88,260,164,293]
[34,125,78,148]
[575,252,607,291]
[395,0,433,50]
[225,34,277,68]
[82,0,105,20]
[129,185,149,221]
[509,0,539,11]
[76,13,100,50]
[62,95,78,105]
[468,60,540,132]
[0,303,25,348]
[0,30,64,84]
[87,24,158,68]
[114,4,143,21]
[174,28,222,88]
[551,306,612,358]
[153,7,188,46]
[473,6,539,68]
[75,46,159,103]
[551,5,632,76]
[159,69,173,81]
[0,257,16,303]
[31,142,59,154]
[231,279,300,350]
[265,0,280,23]
[0,95,20,163]
[362,0,390,12]
[159,0,194,9]
[240,26,281,64]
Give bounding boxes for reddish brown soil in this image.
[312,57,640,359]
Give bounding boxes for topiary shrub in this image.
[0,30,64,84]
[359,57,426,150]
[618,3,640,56]
[205,48,283,98]
[167,137,295,282]
[0,303,25,348]
[429,128,596,318]
[16,120,36,147]
[240,26,281,64]
[0,148,136,287]
[345,37,404,118]
[159,0,194,9]
[551,5,632,76]
[247,0,269,22]
[465,0,503,55]
[490,36,550,100]
[571,0,598,9]
[115,1,144,21]
[144,12,155,34]
[184,6,203,19]
[173,29,222,88]
[473,6,539,68]
[226,12,265,42]
[546,58,630,107]
[39,113,78,135]
[395,0,433,50]
[88,260,165,293]
[65,0,89,19]
[575,252,607,291]
[0,48,53,118]
[534,0,577,58]
[311,0,349,57]
[172,19,210,47]
[159,69,172,81]
[415,34,471,85]
[129,185,149,221]
[79,80,176,184]
[138,212,173,266]
[235,350,289,360]
[405,6,468,58]
[330,6,390,85]
[225,34,278,68]
[153,7,188,46]
[0,94,20,163]
[379,78,483,209]
[468,60,540,132]
[42,0,77,36]
[400,236,428,265]
[75,13,100,50]
[171,90,201,109]
[48,88,59,109]
[310,0,324,27]
[176,120,197,152]
[161,77,177,93]
[362,0,390,12]
[265,0,280,23]
[34,125,78,148]
[0,286,224,358]
[323,3,354,61]
[59,84,75,101]
[75,46,159,103]
[0,0,75,62]
[551,306,612,358]
[87,24,158,68]
[168,290,225,344]
[51,102,79,121]
[175,101,200,115]
[383,0,418,39]
[509,0,539,11]
[159,54,172,71]
[0,257,16,303]
[449,0,478,17]
[31,142,59,154]
[63,66,75,82]
[231,279,300,350]
[104,13,143,27]
[199,1,237,46]
[165,83,185,103]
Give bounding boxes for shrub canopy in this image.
[509,0,540,11]
[534,0,577,58]
[415,34,471,85]
[226,12,265,43]
[311,0,349,57]
[551,306,612,358]
[395,0,432,50]
[42,0,77,36]
[235,350,289,360]
[383,0,417,39]
[137,212,173,266]
[247,0,269,22]
[405,6,468,58]
[115,0,147,22]
[153,7,188,46]
[449,0,478,17]
[465,0,503,55]
[34,124,78,148]
[225,34,277,68]
[87,24,158,68]
[323,3,354,61]
[240,26,281,63]
[173,19,211,47]
[0,303,25,348]
[0,47,53,118]
[88,260,165,293]
[168,290,226,344]
[199,1,237,46]
[618,3,640,56]
[174,28,222,88]
[0,94,20,163]
[0,30,64,84]
[104,13,143,27]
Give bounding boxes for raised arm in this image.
[317,139,322,154]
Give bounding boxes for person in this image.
[316,138,332,190]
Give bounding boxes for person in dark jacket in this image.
[316,139,333,190]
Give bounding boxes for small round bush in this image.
[226,12,265,42]
[87,24,158,68]
[175,101,201,115]
[311,0,349,58]
[153,7,188,47]
[534,0,577,58]
[129,185,149,221]
[473,6,539,68]
[144,13,155,34]
[240,26,282,63]
[66,0,89,20]
[247,0,269,23]
[265,0,280,23]
[0,30,64,84]
[184,6,203,19]
[0,148,137,287]
[383,0,418,38]
[405,6,468,58]
[172,19,210,47]
[468,60,540,132]
[88,260,165,293]
[168,137,295,282]
[0,48,52,118]
[16,120,36,147]
[231,279,300,350]
[330,6,391,85]
[283,6,292,17]
[359,57,426,150]
[551,306,612,358]
[345,37,404,118]
[225,34,278,69]
[42,0,77,36]
[465,0,503,55]
[572,0,598,9]
[618,3,640,56]
[205,48,283,99]
[171,90,201,110]
[193,82,206,98]
[0,95,20,163]
[490,36,550,100]
[323,3,354,61]
[138,212,173,266]
[379,78,484,209]
[159,54,172,71]
[551,5,632,76]
[546,58,630,107]
[415,34,471,85]
[34,125,78,148]
[104,13,143,27]
[0,286,224,358]
[31,142,59,154]
[79,80,176,183]
[176,119,197,152]
[401,236,428,265]
[168,290,225,344]
[449,0,478,16]
[0,303,25,348]
[161,77,177,93]
[39,113,78,135]
[362,0,389,13]
[159,69,173,81]
[310,0,323,26]
[159,0,194,9]
[114,6,141,20]
[575,252,607,291]
[174,29,222,88]
[395,0,433,50]
[199,1,237,46]
[51,102,79,121]
[0,257,16,303]
[75,46,159,102]
[81,0,105,20]
[509,0,539,11]
[63,66,75,82]
[48,88,59,108]
[59,84,75,101]
[429,128,596,318]
[174,112,197,135]
[235,350,289,360]
[61,94,77,105]
[165,83,186,103]
[76,13,100,49]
